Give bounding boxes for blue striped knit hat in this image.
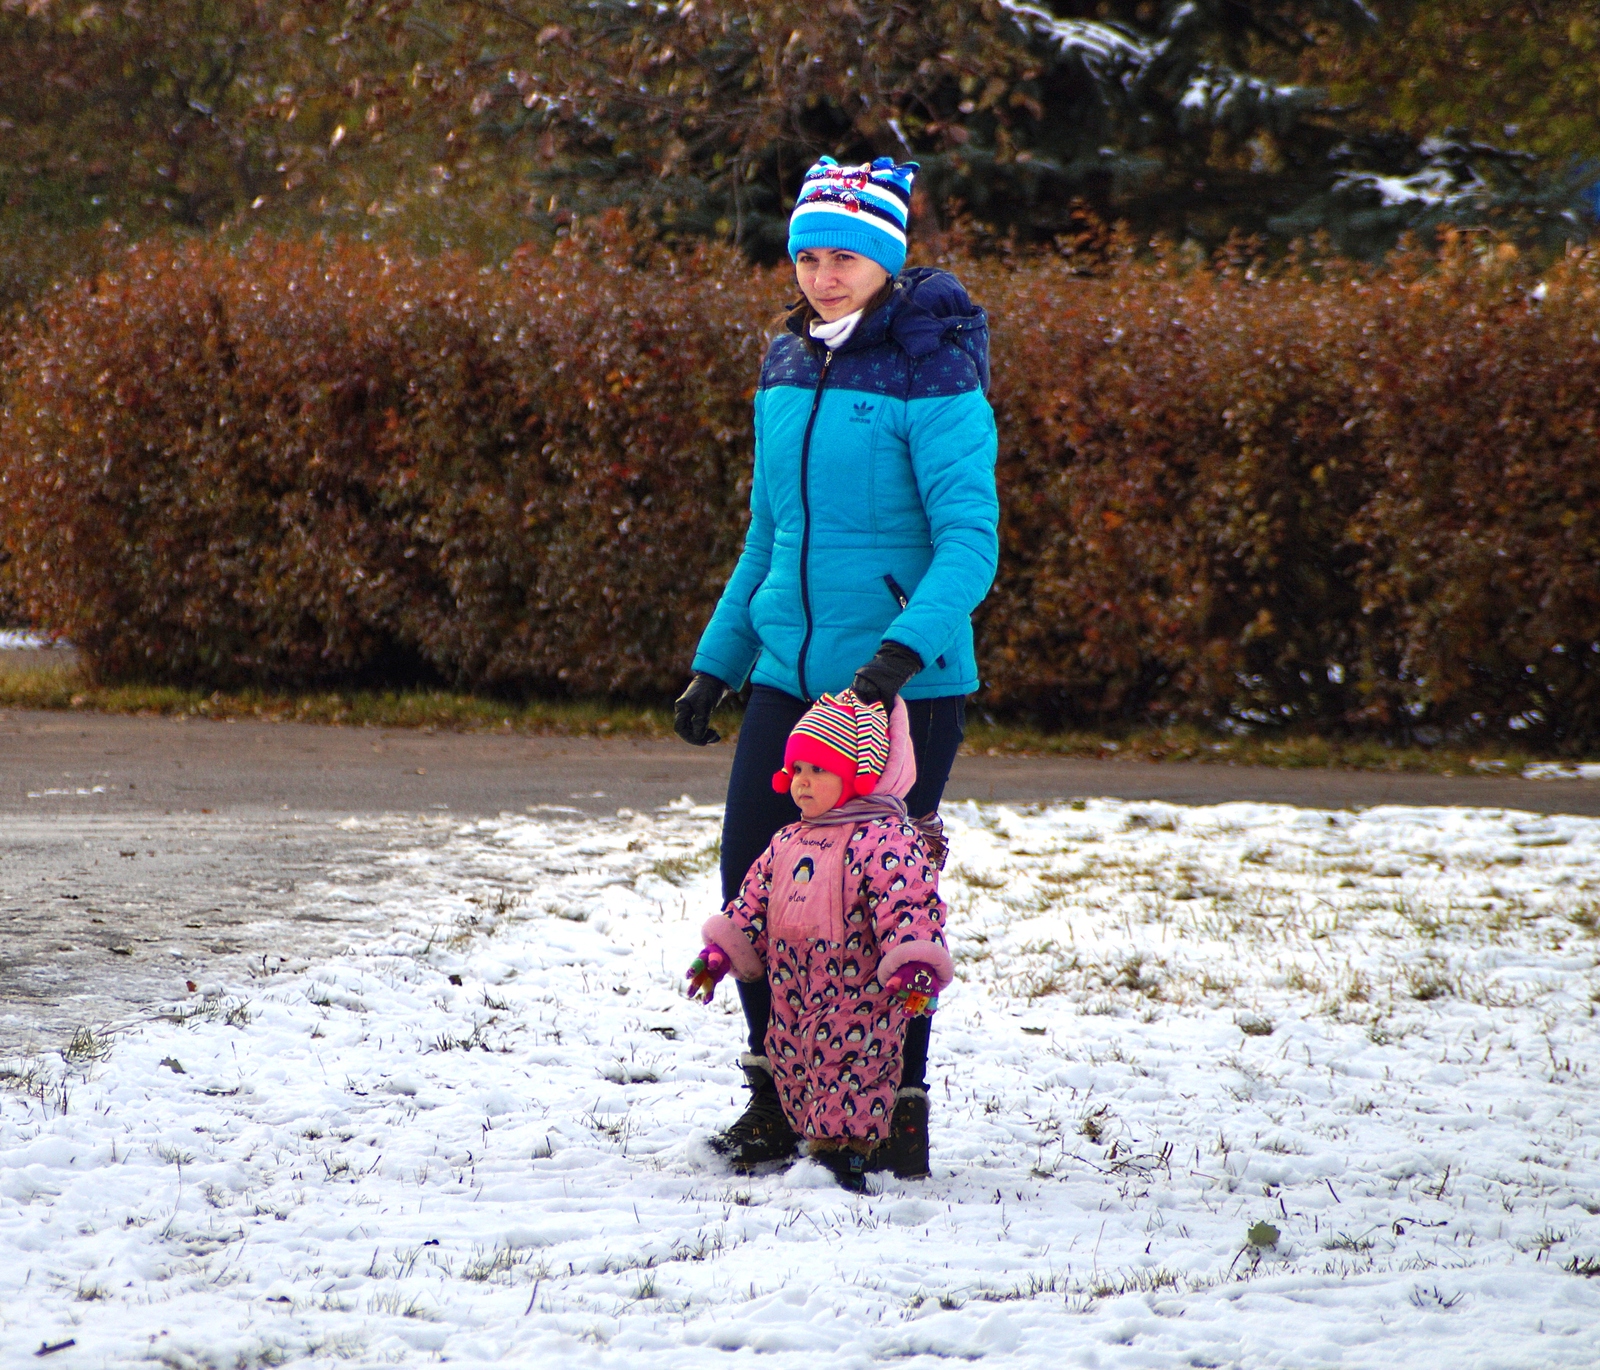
[788,156,919,277]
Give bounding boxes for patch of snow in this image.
[1524,762,1600,781]
[2,799,1599,1365]
[0,630,58,650]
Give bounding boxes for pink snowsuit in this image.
[702,701,954,1146]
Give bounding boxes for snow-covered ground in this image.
[3,797,1599,1368]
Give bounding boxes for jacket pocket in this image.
[747,577,775,638]
[883,575,948,671]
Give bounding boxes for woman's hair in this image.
[770,277,896,339]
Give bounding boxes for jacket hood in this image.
[786,267,991,392]
[872,696,917,802]
[885,267,987,366]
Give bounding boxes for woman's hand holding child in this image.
[685,945,731,1003]
[883,962,940,1017]
[850,640,923,708]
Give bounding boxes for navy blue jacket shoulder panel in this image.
[758,267,989,401]
[759,331,823,390]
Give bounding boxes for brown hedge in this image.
[3,229,1599,746]
[0,226,766,695]
[968,239,1600,745]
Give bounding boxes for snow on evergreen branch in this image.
[997,0,1157,77]
[1333,136,1536,209]
[1000,0,1311,124]
[1178,68,1311,124]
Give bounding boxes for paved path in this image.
[8,706,1600,820]
[5,704,1599,1057]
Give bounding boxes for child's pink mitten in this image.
[884,962,941,1016]
[685,945,731,1004]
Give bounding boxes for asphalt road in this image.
[5,697,1600,1058]
[8,705,1600,821]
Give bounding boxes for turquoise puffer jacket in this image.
[693,268,999,702]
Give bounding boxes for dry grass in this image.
[0,652,674,739]
[940,799,1598,1039]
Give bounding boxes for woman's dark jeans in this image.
[719,684,965,1092]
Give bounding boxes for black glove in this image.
[673,672,731,746]
[851,640,923,708]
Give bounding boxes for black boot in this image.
[708,1055,799,1169]
[878,1088,930,1179]
[811,1144,869,1193]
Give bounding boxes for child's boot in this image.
[810,1141,870,1193]
[883,1087,931,1179]
[709,1055,799,1168]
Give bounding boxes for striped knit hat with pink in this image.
[771,689,891,805]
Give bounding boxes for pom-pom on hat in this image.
[788,156,919,277]
[772,689,891,806]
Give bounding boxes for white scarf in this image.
[808,309,863,350]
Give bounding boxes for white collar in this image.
[808,309,864,349]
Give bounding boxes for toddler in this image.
[686,690,952,1190]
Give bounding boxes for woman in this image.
[673,155,999,1179]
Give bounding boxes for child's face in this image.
[790,761,845,819]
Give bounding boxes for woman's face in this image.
[790,761,845,819]
[795,248,890,323]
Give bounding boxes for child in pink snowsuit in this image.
[687,690,953,1189]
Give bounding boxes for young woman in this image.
[673,155,999,1179]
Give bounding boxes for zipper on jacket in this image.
[883,574,948,670]
[795,348,834,701]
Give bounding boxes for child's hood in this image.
[872,697,917,802]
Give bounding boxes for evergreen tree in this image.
[1299,0,1600,247]
[500,0,1576,256]
[1,0,1592,295]
[1310,1,1600,166]
[948,2,1569,253]
[922,1,1382,244]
